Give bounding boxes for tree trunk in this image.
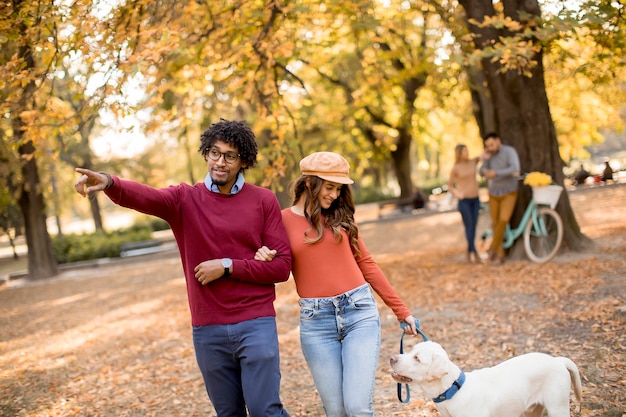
[180,127,197,185]
[49,165,64,237]
[79,117,105,233]
[392,128,414,199]
[18,141,60,279]
[8,231,19,259]
[13,5,60,279]
[467,67,497,135]
[89,198,104,232]
[59,123,105,232]
[459,0,591,257]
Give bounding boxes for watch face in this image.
[222,258,233,268]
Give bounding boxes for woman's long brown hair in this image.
[292,175,361,257]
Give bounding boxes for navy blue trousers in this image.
[457,197,480,253]
[193,316,289,417]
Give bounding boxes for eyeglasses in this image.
[206,148,240,164]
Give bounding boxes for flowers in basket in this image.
[524,172,552,187]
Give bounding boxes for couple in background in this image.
[448,132,520,265]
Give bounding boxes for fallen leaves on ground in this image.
[1,186,625,417]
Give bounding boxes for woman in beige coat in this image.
[448,144,481,264]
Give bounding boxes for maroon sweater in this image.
[105,177,292,326]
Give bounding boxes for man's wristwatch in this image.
[221,258,233,277]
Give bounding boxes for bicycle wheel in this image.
[523,207,563,263]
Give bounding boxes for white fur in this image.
[390,341,582,417]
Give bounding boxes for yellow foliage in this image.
[19,110,39,125]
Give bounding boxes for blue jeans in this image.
[457,197,480,253]
[192,316,289,417]
[299,283,380,417]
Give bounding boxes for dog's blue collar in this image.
[433,369,465,403]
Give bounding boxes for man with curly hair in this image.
[75,119,292,417]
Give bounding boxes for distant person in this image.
[602,159,614,183]
[255,151,419,417]
[479,132,521,265]
[447,144,480,264]
[412,186,427,210]
[573,165,591,186]
[74,119,292,417]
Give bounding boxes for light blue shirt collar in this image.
[204,172,245,195]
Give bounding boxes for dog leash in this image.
[397,319,429,403]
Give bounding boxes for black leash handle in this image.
[397,319,429,403]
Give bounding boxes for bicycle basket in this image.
[532,185,563,209]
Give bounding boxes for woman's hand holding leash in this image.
[402,315,419,335]
[397,317,428,403]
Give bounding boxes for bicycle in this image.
[480,181,564,263]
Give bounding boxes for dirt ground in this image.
[0,185,624,417]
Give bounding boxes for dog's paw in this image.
[391,372,413,383]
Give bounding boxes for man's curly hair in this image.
[198,119,258,171]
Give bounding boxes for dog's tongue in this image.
[391,372,413,383]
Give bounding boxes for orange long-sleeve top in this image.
[281,208,412,322]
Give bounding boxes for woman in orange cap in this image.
[256,151,419,417]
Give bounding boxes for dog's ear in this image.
[424,351,450,382]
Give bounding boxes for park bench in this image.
[377,197,421,219]
[376,193,460,219]
[120,239,176,258]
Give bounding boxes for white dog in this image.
[390,341,582,417]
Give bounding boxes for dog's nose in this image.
[390,355,398,365]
